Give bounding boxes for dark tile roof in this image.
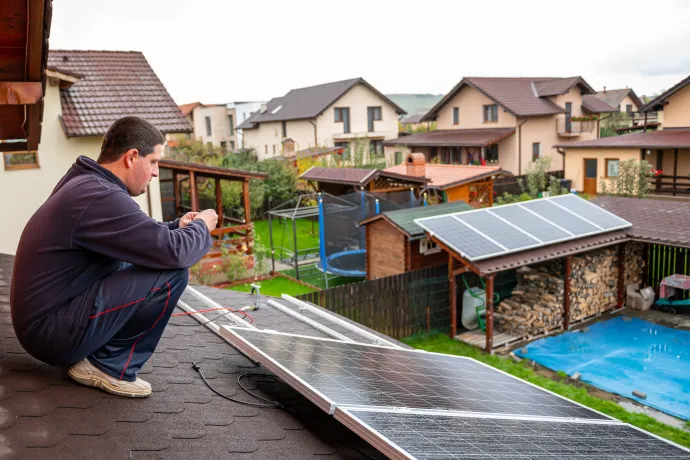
[252,78,406,124]
[0,254,391,459]
[595,88,644,111]
[236,110,261,130]
[423,77,596,120]
[360,201,473,239]
[299,167,428,187]
[641,74,690,112]
[283,146,346,161]
[382,128,515,147]
[48,50,192,137]
[401,114,424,124]
[554,128,690,149]
[581,94,617,113]
[591,196,690,248]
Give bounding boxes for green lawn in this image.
[279,267,363,291]
[227,276,316,297]
[403,332,690,448]
[253,218,320,255]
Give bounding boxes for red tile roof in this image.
[384,163,505,190]
[581,94,617,113]
[48,50,192,137]
[382,128,515,148]
[179,102,201,116]
[423,77,595,120]
[554,129,690,149]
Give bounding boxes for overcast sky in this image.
[50,0,690,105]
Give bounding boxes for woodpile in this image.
[495,243,645,337]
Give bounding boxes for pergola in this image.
[158,159,268,258]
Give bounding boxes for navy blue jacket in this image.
[11,156,212,343]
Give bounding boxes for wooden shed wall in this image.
[409,239,448,271]
[365,219,406,280]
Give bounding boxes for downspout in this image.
[517,118,528,175]
[556,147,567,187]
[309,120,317,147]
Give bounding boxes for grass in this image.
[253,218,319,254]
[227,276,316,297]
[279,267,362,291]
[403,331,690,448]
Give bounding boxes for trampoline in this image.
[317,249,366,278]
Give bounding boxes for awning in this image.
[382,128,515,148]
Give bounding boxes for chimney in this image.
[260,103,267,113]
[406,153,426,178]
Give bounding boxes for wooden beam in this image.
[26,0,46,81]
[656,150,663,191]
[0,140,27,152]
[172,171,181,216]
[189,171,198,212]
[452,266,471,276]
[673,148,679,196]
[429,235,481,275]
[563,256,572,330]
[617,243,625,309]
[449,255,457,338]
[26,101,41,150]
[215,178,223,229]
[485,274,495,353]
[242,179,251,223]
[0,82,42,105]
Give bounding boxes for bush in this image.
[493,157,567,205]
[599,159,653,197]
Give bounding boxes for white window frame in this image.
[420,237,441,255]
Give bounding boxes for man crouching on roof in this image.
[10,116,217,398]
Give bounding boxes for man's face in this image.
[128,144,162,196]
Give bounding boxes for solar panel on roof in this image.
[223,328,608,420]
[335,408,690,460]
[414,195,631,262]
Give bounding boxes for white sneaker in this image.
[68,358,152,398]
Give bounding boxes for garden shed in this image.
[385,153,508,208]
[360,201,472,280]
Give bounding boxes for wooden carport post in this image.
[563,256,572,330]
[484,274,496,354]
[617,243,626,309]
[215,178,223,228]
[189,171,199,212]
[242,179,251,223]
[449,255,457,338]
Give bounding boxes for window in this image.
[532,142,540,162]
[334,107,350,133]
[367,107,382,132]
[452,107,459,125]
[626,104,633,114]
[483,104,498,122]
[606,159,620,177]
[395,151,403,165]
[228,115,234,136]
[485,144,499,163]
[229,141,235,151]
[281,121,287,138]
[205,116,212,136]
[370,140,384,157]
[335,141,350,160]
[3,151,39,170]
[272,145,276,155]
[264,145,268,155]
[220,141,227,151]
[420,237,441,255]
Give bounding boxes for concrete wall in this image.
[435,84,517,130]
[0,82,163,255]
[192,105,237,148]
[563,147,640,193]
[661,84,690,129]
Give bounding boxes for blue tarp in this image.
[516,316,690,420]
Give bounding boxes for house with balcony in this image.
[590,87,656,134]
[237,78,406,162]
[556,74,690,195]
[383,77,614,176]
[177,102,239,151]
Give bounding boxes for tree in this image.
[599,159,653,198]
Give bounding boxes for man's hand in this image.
[194,209,219,232]
[179,212,199,228]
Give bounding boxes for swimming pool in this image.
[516,316,690,420]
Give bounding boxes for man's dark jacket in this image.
[11,156,212,364]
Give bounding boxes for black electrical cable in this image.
[192,362,279,408]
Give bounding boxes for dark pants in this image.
[63,265,189,381]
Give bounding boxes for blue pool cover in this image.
[516,316,690,420]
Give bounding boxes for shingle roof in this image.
[591,196,690,248]
[384,163,505,190]
[423,77,595,120]
[581,94,617,113]
[554,128,690,149]
[252,78,406,124]
[595,88,644,111]
[48,50,192,137]
[0,254,394,459]
[360,201,473,239]
[382,128,515,148]
[641,74,690,112]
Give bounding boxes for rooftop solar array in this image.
[223,328,690,460]
[336,408,690,460]
[414,194,631,261]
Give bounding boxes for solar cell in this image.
[551,194,630,230]
[457,212,539,250]
[488,205,570,243]
[336,408,690,460]
[223,328,608,420]
[419,216,504,259]
[521,200,600,235]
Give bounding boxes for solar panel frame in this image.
[414,195,631,262]
[221,327,612,420]
[550,194,632,229]
[334,407,690,460]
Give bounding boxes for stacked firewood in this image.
[495,244,644,337]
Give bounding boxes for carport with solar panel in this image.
[414,194,633,352]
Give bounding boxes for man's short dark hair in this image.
[98,116,165,163]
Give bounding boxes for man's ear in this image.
[124,149,139,169]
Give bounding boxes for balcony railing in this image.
[648,174,690,196]
[556,116,596,136]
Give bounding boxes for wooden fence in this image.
[296,265,449,340]
[494,170,565,197]
[647,244,690,299]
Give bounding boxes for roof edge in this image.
[641,74,690,112]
